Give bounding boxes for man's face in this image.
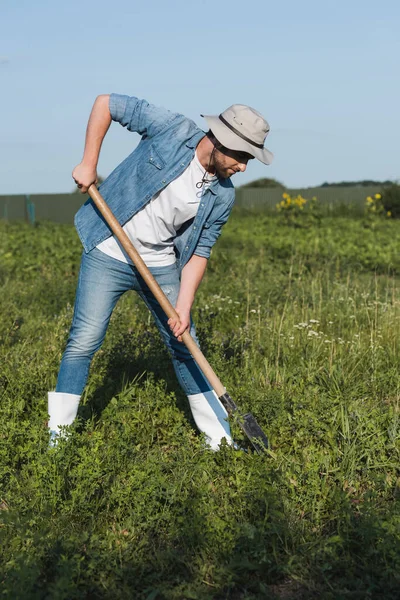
[213,145,254,179]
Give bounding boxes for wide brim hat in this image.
[201,104,273,165]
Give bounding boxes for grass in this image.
[0,211,399,599]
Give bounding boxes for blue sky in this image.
[1,0,399,193]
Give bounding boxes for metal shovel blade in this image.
[240,413,269,454]
[219,393,269,455]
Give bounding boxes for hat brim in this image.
[201,114,274,165]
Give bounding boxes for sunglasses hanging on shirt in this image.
[196,145,217,190]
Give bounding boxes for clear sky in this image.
[1,0,399,194]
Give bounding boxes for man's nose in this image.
[238,163,247,172]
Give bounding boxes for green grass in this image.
[0,212,399,599]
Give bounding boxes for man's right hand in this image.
[72,95,111,193]
[72,163,98,194]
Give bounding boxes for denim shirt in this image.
[74,94,235,272]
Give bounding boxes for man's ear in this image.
[206,130,219,147]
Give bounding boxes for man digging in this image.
[48,93,273,449]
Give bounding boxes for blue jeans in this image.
[56,248,212,397]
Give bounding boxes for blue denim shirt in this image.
[74,94,235,272]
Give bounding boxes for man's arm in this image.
[72,93,177,193]
[168,254,208,341]
[72,94,111,193]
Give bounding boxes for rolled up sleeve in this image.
[194,198,235,259]
[109,93,129,124]
[109,93,176,137]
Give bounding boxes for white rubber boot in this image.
[187,390,232,451]
[48,391,80,446]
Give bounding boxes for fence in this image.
[234,186,381,211]
[0,187,381,224]
[0,194,85,224]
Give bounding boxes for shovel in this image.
[87,184,269,454]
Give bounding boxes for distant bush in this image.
[239,177,285,189]
[321,180,393,188]
[381,183,400,219]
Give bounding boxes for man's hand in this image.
[168,306,191,342]
[72,163,98,194]
[167,255,208,342]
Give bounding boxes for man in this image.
[48,94,273,449]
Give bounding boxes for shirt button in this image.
[193,226,196,230]
[180,163,185,166]
[185,246,189,250]
[162,179,166,183]
[201,203,204,207]
[150,157,153,161]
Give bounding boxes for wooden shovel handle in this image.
[87,184,225,397]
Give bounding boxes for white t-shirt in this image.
[96,151,216,267]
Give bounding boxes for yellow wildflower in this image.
[387,211,392,217]
[375,193,382,199]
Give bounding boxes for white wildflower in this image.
[308,330,319,337]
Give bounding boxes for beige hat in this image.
[201,104,273,165]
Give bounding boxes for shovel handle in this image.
[87,184,225,397]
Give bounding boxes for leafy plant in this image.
[382,183,400,219]
[365,192,387,218]
[276,192,321,226]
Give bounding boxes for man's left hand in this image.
[168,307,190,342]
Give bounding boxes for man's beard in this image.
[211,151,231,179]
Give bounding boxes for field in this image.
[0,208,399,599]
